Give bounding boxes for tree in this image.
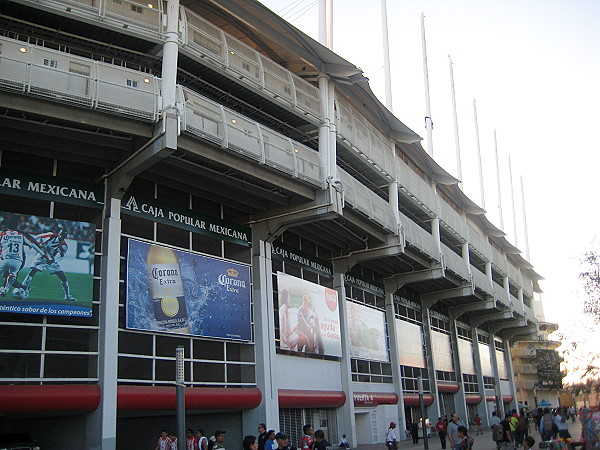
[580,243,600,323]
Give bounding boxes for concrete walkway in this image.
[353,419,583,450]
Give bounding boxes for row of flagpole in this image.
[315,0,531,262]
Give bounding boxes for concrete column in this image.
[421,304,440,420]
[431,217,441,256]
[162,0,180,112]
[328,82,337,181]
[318,74,331,181]
[504,339,519,413]
[484,262,492,284]
[489,337,504,417]
[333,272,356,446]
[449,314,468,423]
[243,233,280,434]
[518,288,524,307]
[503,277,510,302]
[462,243,471,274]
[86,197,121,450]
[389,180,400,232]
[469,327,491,425]
[384,288,407,440]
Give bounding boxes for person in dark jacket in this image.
[313,430,331,450]
[410,421,420,444]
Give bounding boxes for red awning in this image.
[278,389,346,408]
[403,393,434,406]
[118,386,262,410]
[437,383,460,393]
[465,394,482,405]
[353,392,398,407]
[485,395,514,403]
[0,384,101,412]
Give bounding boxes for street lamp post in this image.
[176,346,186,450]
[418,377,429,450]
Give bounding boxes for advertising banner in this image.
[0,169,104,208]
[431,330,454,372]
[0,211,95,317]
[277,272,341,357]
[121,193,252,247]
[478,342,494,377]
[347,301,388,362]
[396,319,426,368]
[536,349,563,388]
[126,239,251,340]
[272,241,333,278]
[458,338,476,374]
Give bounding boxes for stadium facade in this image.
[0,0,543,448]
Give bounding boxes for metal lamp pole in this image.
[418,377,429,450]
[176,346,186,450]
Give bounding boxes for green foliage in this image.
[580,245,600,323]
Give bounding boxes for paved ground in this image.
[353,419,583,450]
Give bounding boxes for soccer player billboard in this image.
[125,239,251,341]
[0,211,95,317]
[277,272,342,357]
[347,301,388,362]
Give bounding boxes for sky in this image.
[258,0,600,331]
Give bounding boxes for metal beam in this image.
[331,234,404,274]
[104,112,178,199]
[383,263,445,294]
[0,92,152,137]
[246,183,344,241]
[471,310,515,328]
[448,297,496,316]
[178,135,316,200]
[488,318,528,335]
[422,284,474,306]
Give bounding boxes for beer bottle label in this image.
[148,262,189,331]
[149,263,184,298]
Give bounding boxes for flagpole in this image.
[326,0,333,49]
[520,175,530,261]
[448,56,462,185]
[508,155,518,247]
[494,130,504,229]
[382,0,393,111]
[319,0,326,45]
[421,13,434,157]
[473,99,485,208]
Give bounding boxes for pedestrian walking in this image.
[436,417,448,449]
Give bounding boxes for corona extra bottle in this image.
[147,244,190,334]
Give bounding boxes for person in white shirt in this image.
[386,422,398,450]
[553,407,571,439]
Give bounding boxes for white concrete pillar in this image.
[318,74,331,182]
[518,288,524,307]
[469,328,490,425]
[485,262,492,284]
[86,197,121,450]
[333,272,356,446]
[504,339,519,414]
[384,288,408,440]
[162,0,180,112]
[462,243,471,274]
[422,305,441,420]
[431,217,441,256]
[503,277,510,303]
[328,82,337,181]
[243,235,280,433]
[489,338,504,418]
[389,180,400,232]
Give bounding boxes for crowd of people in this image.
[154,423,343,450]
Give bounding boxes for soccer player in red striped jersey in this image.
[0,217,45,296]
[155,430,170,450]
[21,228,77,301]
